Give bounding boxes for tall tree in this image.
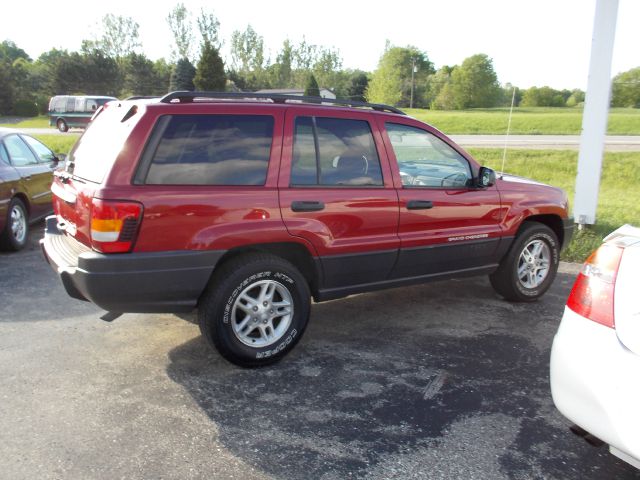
[230,25,267,89]
[346,71,369,102]
[153,59,173,94]
[270,39,294,88]
[312,47,342,91]
[197,9,221,49]
[611,67,640,108]
[170,58,196,91]
[122,52,166,96]
[91,14,141,60]
[304,73,320,97]
[230,25,265,73]
[367,45,434,107]
[167,3,195,61]
[0,59,14,114]
[194,41,226,91]
[0,40,30,63]
[450,54,501,109]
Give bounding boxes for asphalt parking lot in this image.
[1,227,638,480]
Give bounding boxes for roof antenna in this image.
[500,87,516,179]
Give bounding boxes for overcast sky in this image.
[4,0,638,90]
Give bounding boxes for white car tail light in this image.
[566,244,624,329]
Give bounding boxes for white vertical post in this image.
[574,0,619,226]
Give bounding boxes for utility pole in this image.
[410,57,417,108]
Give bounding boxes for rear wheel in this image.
[0,198,29,251]
[57,119,68,133]
[489,222,559,302]
[198,253,311,367]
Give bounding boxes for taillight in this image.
[90,199,143,253]
[566,244,624,328]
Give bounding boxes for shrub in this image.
[13,99,38,117]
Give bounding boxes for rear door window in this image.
[3,135,38,166]
[22,135,55,163]
[291,117,383,186]
[144,115,274,186]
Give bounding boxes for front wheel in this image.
[0,198,29,251]
[198,253,311,367]
[489,223,559,302]
[57,119,68,133]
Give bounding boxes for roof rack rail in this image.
[124,95,160,101]
[159,91,406,115]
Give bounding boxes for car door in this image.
[378,119,504,279]
[278,108,400,291]
[21,135,57,214]
[2,134,53,219]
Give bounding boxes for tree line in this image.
[1,4,638,116]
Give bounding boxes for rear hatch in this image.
[52,102,142,247]
[609,225,640,355]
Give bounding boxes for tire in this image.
[0,198,29,251]
[489,222,559,302]
[198,253,311,367]
[57,119,69,133]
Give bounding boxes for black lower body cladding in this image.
[41,216,225,313]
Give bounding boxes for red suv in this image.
[42,92,573,366]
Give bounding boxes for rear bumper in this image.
[562,217,574,251]
[550,307,640,469]
[41,216,225,313]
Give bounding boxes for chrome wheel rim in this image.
[231,280,294,348]
[517,239,550,289]
[10,204,26,244]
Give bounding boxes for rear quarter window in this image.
[143,115,274,186]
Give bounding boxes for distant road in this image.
[16,128,640,152]
[451,134,640,152]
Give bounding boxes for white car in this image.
[551,224,640,469]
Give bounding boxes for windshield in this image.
[69,104,140,183]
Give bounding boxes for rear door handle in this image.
[406,200,434,210]
[291,201,325,212]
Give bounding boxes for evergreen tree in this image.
[347,72,368,101]
[122,53,158,96]
[194,41,226,91]
[304,74,320,97]
[170,58,196,91]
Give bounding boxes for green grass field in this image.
[469,148,640,261]
[406,107,640,135]
[4,107,640,134]
[33,135,77,154]
[0,116,50,128]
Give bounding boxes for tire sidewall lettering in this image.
[222,270,300,359]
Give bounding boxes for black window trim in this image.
[290,115,386,189]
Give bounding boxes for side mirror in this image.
[477,166,496,187]
[51,153,67,170]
